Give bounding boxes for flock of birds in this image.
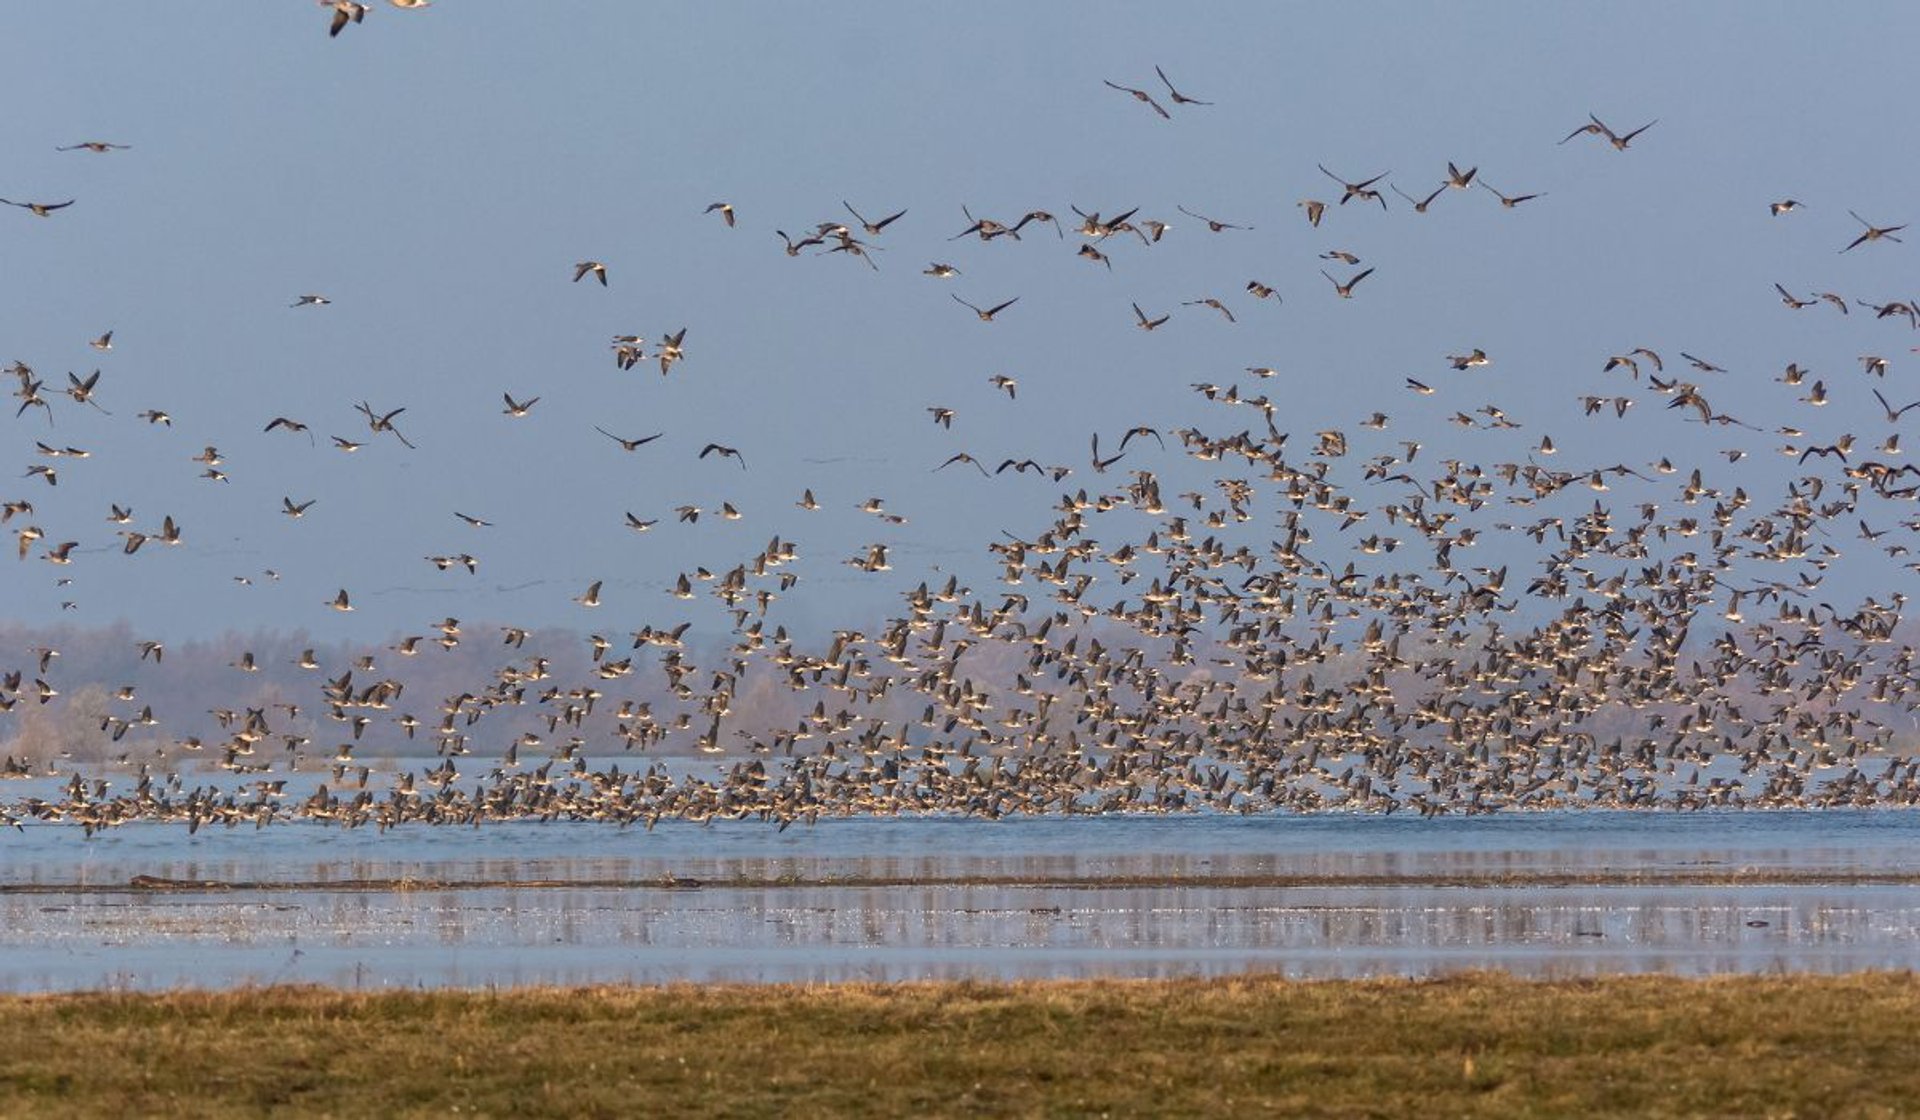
[7,25,1920,833]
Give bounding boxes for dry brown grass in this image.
[1,972,1915,1117]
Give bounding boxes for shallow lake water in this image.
[3,812,1918,989]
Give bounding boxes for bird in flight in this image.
[264,417,314,444]
[1321,268,1375,299]
[1841,210,1906,253]
[1561,113,1655,149]
[595,426,663,451]
[355,401,416,448]
[1176,205,1251,232]
[1133,302,1171,330]
[57,141,129,153]
[1479,180,1545,208]
[0,198,75,216]
[1155,65,1212,106]
[1183,298,1235,323]
[502,392,539,418]
[325,1,368,37]
[704,202,735,227]
[1392,183,1445,213]
[844,201,907,235]
[1318,165,1389,209]
[700,443,747,469]
[777,230,826,256]
[936,452,992,477]
[291,294,331,308]
[573,261,608,285]
[1103,79,1170,120]
[1774,283,1817,309]
[952,294,1019,322]
[1873,389,1920,422]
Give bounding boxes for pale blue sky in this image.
[4,3,1917,642]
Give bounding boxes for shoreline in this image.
[7,866,1920,894]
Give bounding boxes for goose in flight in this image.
[1007,210,1063,238]
[595,426,663,451]
[1842,211,1906,253]
[1176,205,1251,232]
[936,452,991,476]
[843,201,907,235]
[573,260,608,285]
[291,294,331,307]
[1873,389,1920,422]
[1103,79,1170,120]
[777,229,826,256]
[1321,267,1375,298]
[1479,179,1545,208]
[952,294,1019,322]
[502,392,539,417]
[264,416,313,443]
[1155,65,1211,106]
[656,327,688,375]
[57,141,129,153]
[700,443,747,469]
[1133,302,1171,330]
[0,198,75,216]
[65,370,108,412]
[1774,283,1817,309]
[1318,165,1388,208]
[324,1,367,37]
[1561,113,1654,149]
[704,202,735,227]
[1183,298,1235,323]
[1392,183,1445,213]
[355,400,416,448]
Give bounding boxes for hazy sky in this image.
[4,3,1918,644]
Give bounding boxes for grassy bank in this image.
[1,973,1913,1117]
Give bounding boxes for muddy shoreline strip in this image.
[2,868,1917,895]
